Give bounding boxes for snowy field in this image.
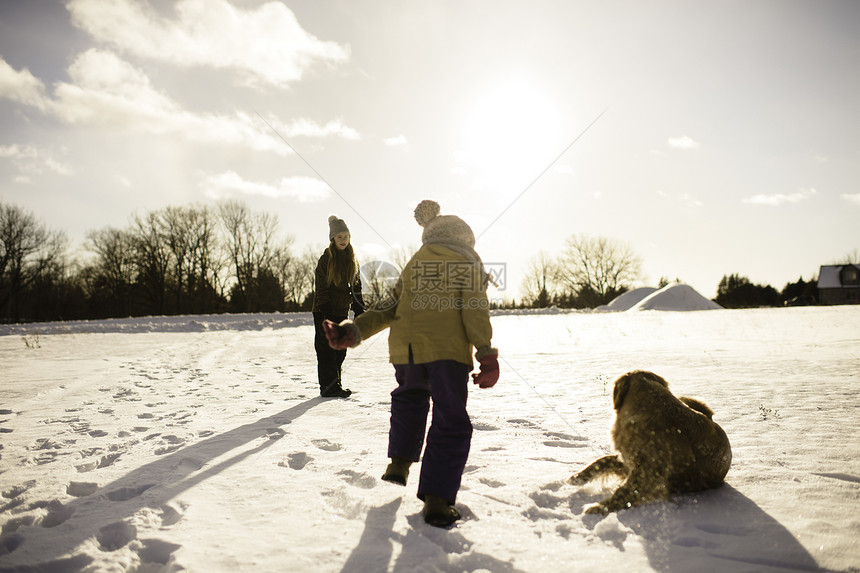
[1,306,859,572]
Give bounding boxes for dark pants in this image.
[313,312,347,394]
[389,359,472,505]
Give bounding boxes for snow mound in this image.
[629,283,722,311]
[596,287,658,312]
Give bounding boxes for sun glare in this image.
[455,79,562,189]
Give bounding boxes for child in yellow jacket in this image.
[325,200,499,527]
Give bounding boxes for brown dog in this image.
[569,370,731,514]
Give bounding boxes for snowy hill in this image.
[1,308,858,572]
[629,284,723,311]
[595,287,658,312]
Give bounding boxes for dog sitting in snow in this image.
[569,370,731,514]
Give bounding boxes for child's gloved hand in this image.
[323,319,359,349]
[472,350,499,388]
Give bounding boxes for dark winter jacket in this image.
[312,249,364,318]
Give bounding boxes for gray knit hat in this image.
[328,215,349,240]
[413,200,475,248]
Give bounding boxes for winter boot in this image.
[422,494,460,528]
[381,457,412,486]
[320,382,352,398]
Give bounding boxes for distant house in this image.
[818,264,860,305]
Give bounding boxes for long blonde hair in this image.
[326,241,357,288]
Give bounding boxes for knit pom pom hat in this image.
[328,215,349,240]
[413,200,475,248]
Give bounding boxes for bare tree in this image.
[388,245,418,270]
[130,211,171,315]
[85,227,137,316]
[0,202,66,321]
[218,200,291,312]
[160,205,223,313]
[521,251,557,307]
[275,245,317,310]
[556,234,642,306]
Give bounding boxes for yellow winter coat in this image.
[353,243,493,366]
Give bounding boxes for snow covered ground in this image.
[1,305,858,572]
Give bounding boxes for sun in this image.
[455,78,563,190]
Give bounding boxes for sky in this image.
[1,0,859,301]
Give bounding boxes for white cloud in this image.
[384,135,407,147]
[201,170,330,202]
[66,0,350,89]
[743,187,818,206]
[0,57,50,111]
[842,193,860,206]
[0,143,73,176]
[0,50,359,155]
[275,117,360,140]
[667,135,699,149]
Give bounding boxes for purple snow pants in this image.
[389,359,473,505]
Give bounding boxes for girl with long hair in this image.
[312,216,364,397]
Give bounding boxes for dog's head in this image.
[612,370,670,410]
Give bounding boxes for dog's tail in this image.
[679,396,714,419]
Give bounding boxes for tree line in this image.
[0,200,319,323]
[1,199,853,323]
[518,234,847,310]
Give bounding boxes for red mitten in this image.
[323,319,356,349]
[471,352,499,389]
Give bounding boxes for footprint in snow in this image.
[2,480,36,500]
[338,469,377,489]
[105,483,155,502]
[159,502,187,527]
[176,457,204,473]
[542,431,589,448]
[542,440,588,449]
[506,418,540,429]
[1,481,36,513]
[154,444,184,455]
[137,538,182,565]
[66,481,99,497]
[312,439,343,452]
[280,452,313,470]
[479,477,505,488]
[154,435,185,455]
[265,428,286,440]
[29,452,59,465]
[85,452,123,470]
[75,460,99,473]
[97,521,137,552]
[3,515,36,534]
[472,422,499,431]
[40,502,75,528]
